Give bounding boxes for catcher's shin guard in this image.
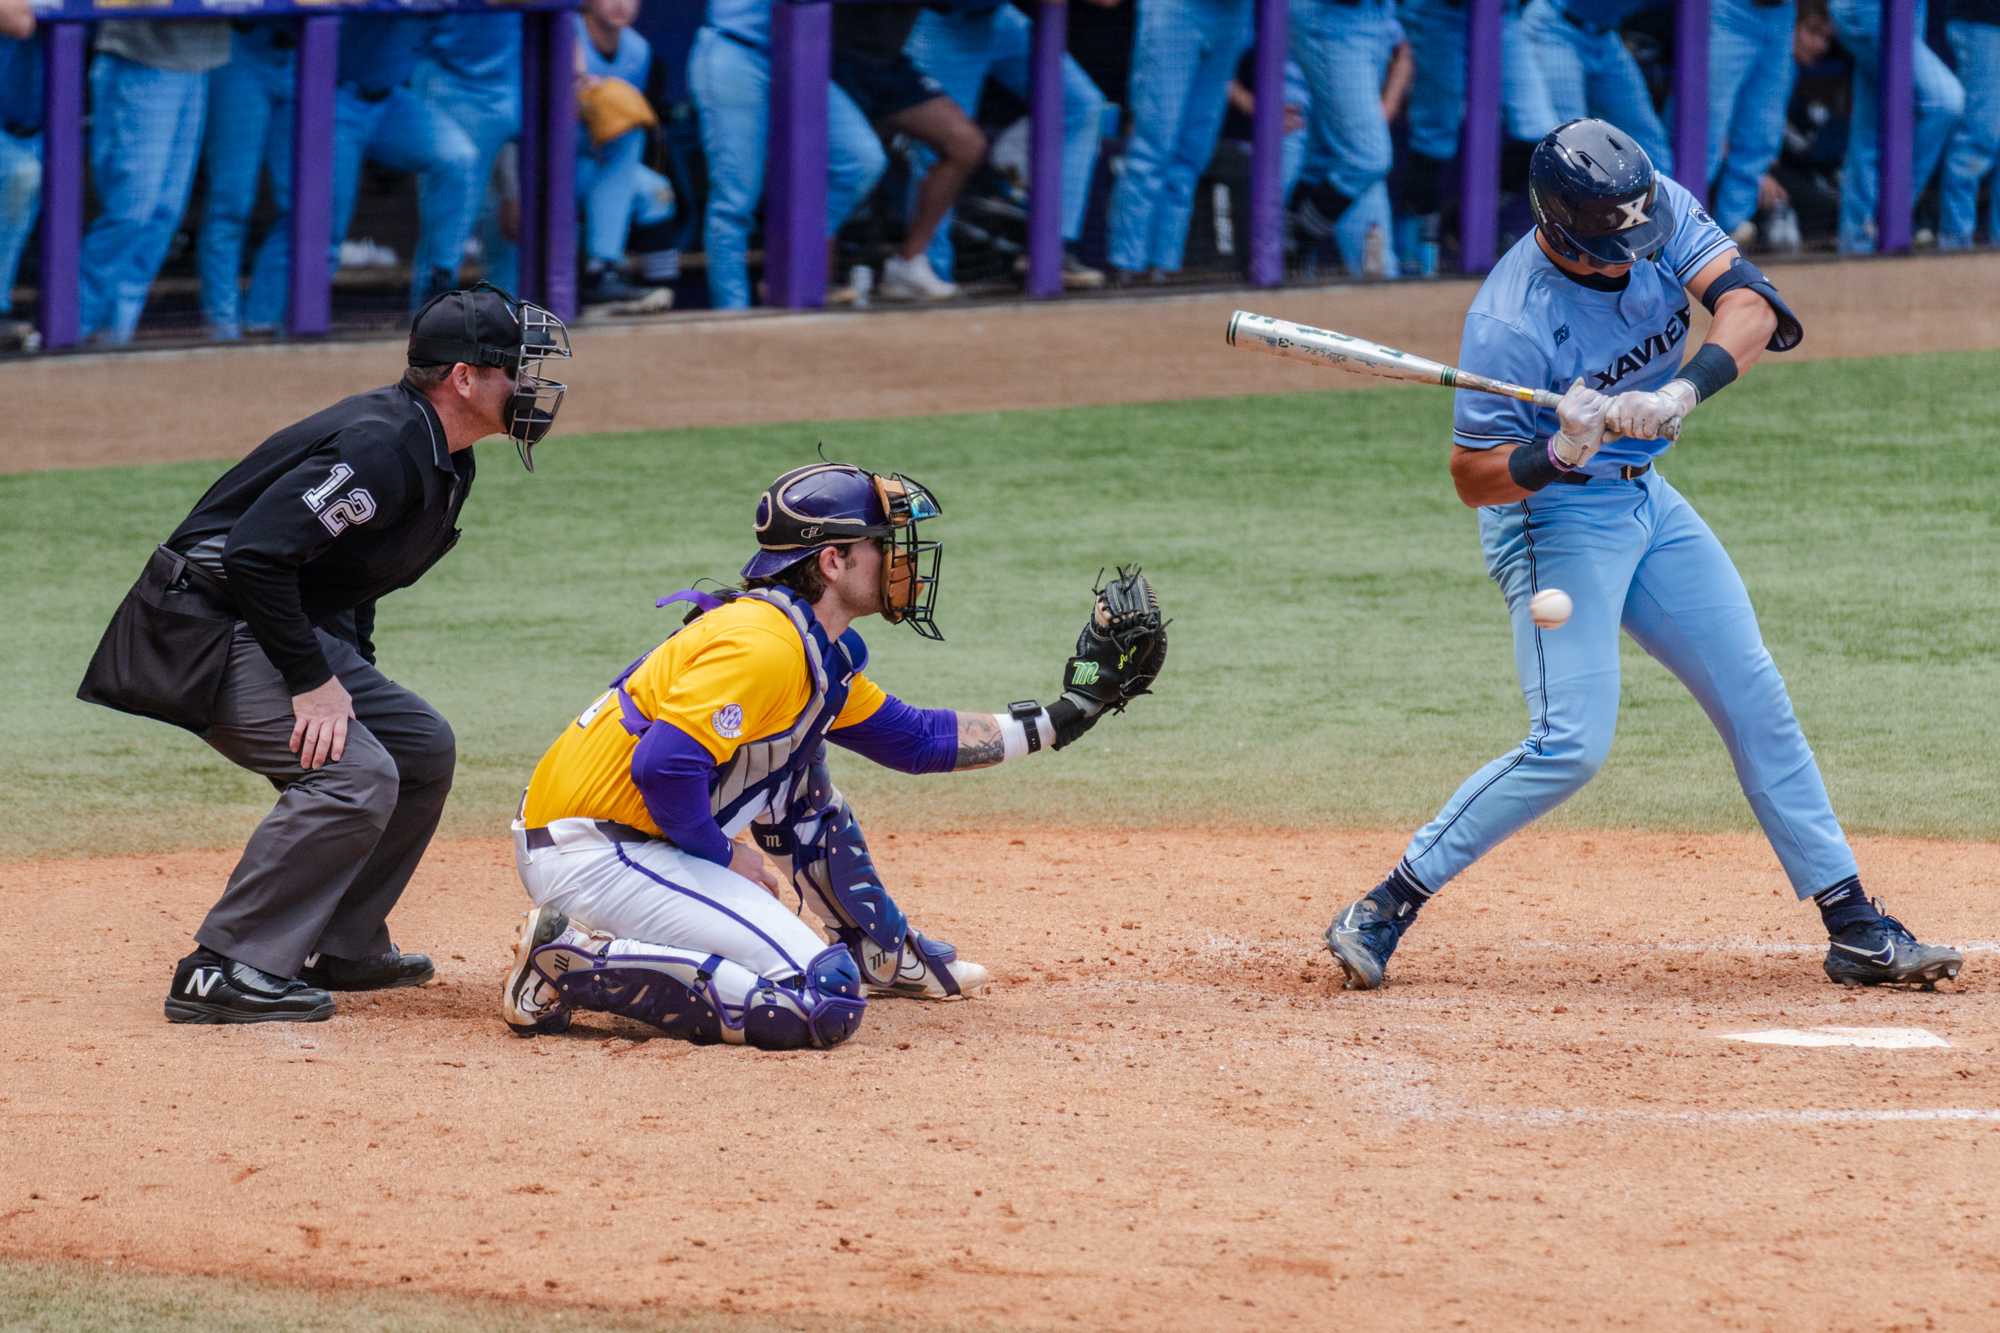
[839,926,989,999]
[552,948,729,1044]
[765,772,909,954]
[741,945,868,1050]
[549,941,867,1050]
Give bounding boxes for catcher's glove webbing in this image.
[1043,567,1168,749]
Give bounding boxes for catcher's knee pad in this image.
[552,951,728,1045]
[742,945,867,1051]
[790,798,908,953]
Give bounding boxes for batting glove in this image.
[1550,377,1612,470]
[1605,380,1697,441]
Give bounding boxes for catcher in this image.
[497,459,1166,1050]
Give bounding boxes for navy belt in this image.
[1556,462,1651,485]
[523,820,657,850]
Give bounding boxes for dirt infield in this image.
[9,251,2000,474]
[3,829,1995,1329]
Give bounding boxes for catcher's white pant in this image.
[511,817,829,996]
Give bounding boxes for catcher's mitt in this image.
[578,76,660,149]
[1042,567,1166,750]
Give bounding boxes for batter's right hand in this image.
[290,676,355,770]
[1551,377,1611,469]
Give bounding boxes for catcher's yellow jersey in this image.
[522,597,885,833]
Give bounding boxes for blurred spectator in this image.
[1106,0,1252,286]
[575,0,676,311]
[1398,0,1556,276]
[1770,2,1851,243]
[1708,0,1797,244]
[833,3,986,300]
[198,20,294,340]
[1829,0,1961,251]
[687,0,886,309]
[0,0,41,353]
[1518,0,1673,173]
[1289,0,1403,256]
[906,0,1110,289]
[1940,0,2000,247]
[416,14,523,291]
[80,19,231,344]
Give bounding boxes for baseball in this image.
[1530,588,1573,629]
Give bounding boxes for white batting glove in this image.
[1605,380,1697,441]
[1549,377,1612,470]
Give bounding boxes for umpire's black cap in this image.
[407,282,526,371]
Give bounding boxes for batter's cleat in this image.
[164,948,335,1024]
[299,947,434,991]
[844,928,987,999]
[500,906,576,1035]
[1324,889,1418,991]
[1824,911,1963,990]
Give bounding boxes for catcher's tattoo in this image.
[954,712,1007,770]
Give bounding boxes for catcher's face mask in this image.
[407,281,572,471]
[872,472,943,640]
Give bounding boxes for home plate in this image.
[1720,1027,1950,1050]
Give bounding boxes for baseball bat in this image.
[1226,310,1563,410]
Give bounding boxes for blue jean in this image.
[908,4,1107,278]
[253,83,482,323]
[1291,0,1401,202]
[413,64,519,285]
[1705,0,1796,232]
[1105,0,1249,274]
[0,130,40,316]
[1401,471,1857,898]
[1940,19,2000,247]
[577,126,676,265]
[1519,0,1673,175]
[1830,0,1963,252]
[1400,0,1557,158]
[687,26,888,309]
[80,55,207,344]
[199,29,295,337]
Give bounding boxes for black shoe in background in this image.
[299,947,436,991]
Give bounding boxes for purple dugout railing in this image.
[763,0,1926,306]
[33,2,578,352]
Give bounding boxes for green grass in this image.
[0,1258,803,1332]
[4,349,1995,859]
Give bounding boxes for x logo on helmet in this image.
[1614,198,1650,230]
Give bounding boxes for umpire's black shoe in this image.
[165,949,335,1024]
[298,947,436,991]
[1824,910,1963,990]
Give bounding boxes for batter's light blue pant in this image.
[576,126,676,266]
[1704,0,1795,233]
[252,84,482,324]
[1829,0,1962,253]
[908,4,1107,279]
[1401,471,1857,898]
[687,26,887,310]
[412,64,519,288]
[1940,19,2000,248]
[1104,0,1247,275]
[1291,0,1402,204]
[1519,0,1673,175]
[199,27,294,338]
[0,129,40,317]
[1400,0,1557,158]
[80,54,207,344]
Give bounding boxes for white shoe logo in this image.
[1333,905,1362,937]
[1833,940,1895,966]
[1615,198,1650,230]
[184,967,222,998]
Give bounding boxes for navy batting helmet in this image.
[1527,118,1669,266]
[742,462,945,639]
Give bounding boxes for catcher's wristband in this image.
[999,701,1056,760]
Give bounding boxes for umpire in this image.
[79,283,572,1025]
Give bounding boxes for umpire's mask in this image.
[408,281,573,471]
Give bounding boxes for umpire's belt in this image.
[1556,462,1651,485]
[522,819,657,852]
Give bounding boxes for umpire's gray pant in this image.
[194,625,455,978]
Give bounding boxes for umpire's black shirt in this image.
[168,382,473,695]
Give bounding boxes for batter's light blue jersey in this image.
[1452,175,1735,478]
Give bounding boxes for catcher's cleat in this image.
[1324,889,1418,991]
[843,928,988,999]
[299,947,434,991]
[165,948,335,1024]
[1823,911,1963,990]
[500,906,576,1035]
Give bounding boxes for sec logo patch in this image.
[711,704,743,739]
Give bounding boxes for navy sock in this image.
[1815,877,1880,935]
[1373,863,1432,914]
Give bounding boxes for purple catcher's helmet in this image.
[741,462,946,639]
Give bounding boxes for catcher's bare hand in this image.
[1047,566,1168,749]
